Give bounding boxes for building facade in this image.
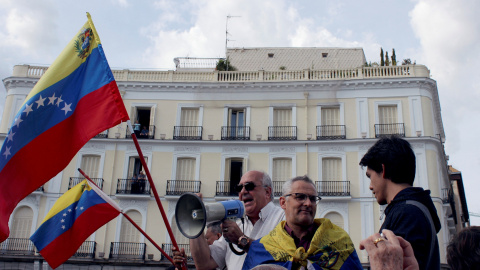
[0,47,463,269]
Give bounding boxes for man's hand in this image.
[172,246,186,270]
[359,229,419,270]
[221,219,243,244]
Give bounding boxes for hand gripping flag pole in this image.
[78,169,177,265]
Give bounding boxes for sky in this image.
[0,0,479,225]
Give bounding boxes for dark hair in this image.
[447,226,480,270]
[359,136,416,185]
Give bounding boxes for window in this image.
[120,210,142,243]
[324,212,344,229]
[172,218,189,245]
[176,158,196,180]
[322,158,342,182]
[375,103,405,137]
[270,108,296,140]
[128,156,148,179]
[274,109,291,127]
[225,158,244,195]
[130,106,155,139]
[81,155,100,178]
[11,207,33,239]
[174,108,202,139]
[272,158,291,182]
[379,105,397,125]
[317,104,345,139]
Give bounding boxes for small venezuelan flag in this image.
[0,13,129,242]
[30,180,121,269]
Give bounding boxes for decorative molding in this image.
[222,146,248,153]
[319,201,348,214]
[128,145,153,151]
[119,200,148,212]
[318,146,345,152]
[358,145,371,151]
[174,146,200,152]
[410,143,425,149]
[22,194,40,207]
[269,147,295,153]
[82,144,106,150]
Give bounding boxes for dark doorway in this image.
[229,160,243,196]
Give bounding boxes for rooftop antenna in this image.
[225,15,240,71]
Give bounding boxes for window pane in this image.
[120,210,141,242]
[81,155,100,178]
[274,109,291,126]
[321,107,340,126]
[379,105,397,124]
[181,108,199,126]
[11,207,33,239]
[273,158,292,182]
[322,158,342,181]
[176,158,196,180]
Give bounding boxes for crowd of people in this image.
[169,136,477,270]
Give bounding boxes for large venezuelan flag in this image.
[30,180,121,269]
[0,13,129,242]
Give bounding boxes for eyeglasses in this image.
[284,193,321,203]
[235,182,267,192]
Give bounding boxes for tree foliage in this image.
[385,51,390,66]
[391,49,397,66]
[380,48,385,66]
[216,59,237,71]
[402,58,412,65]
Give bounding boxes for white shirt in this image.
[210,202,285,270]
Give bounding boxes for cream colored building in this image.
[0,47,459,269]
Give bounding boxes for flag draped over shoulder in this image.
[0,13,129,242]
[243,219,363,270]
[30,180,121,269]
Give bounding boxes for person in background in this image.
[205,222,223,245]
[133,120,141,137]
[137,171,146,193]
[140,126,149,138]
[447,226,480,270]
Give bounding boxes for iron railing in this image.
[221,126,250,140]
[215,181,237,196]
[94,130,108,138]
[34,186,44,192]
[69,177,104,190]
[116,179,151,195]
[273,181,285,197]
[173,126,203,140]
[315,181,350,196]
[109,242,146,260]
[374,123,405,138]
[126,125,156,139]
[166,180,201,195]
[0,238,35,255]
[73,241,96,259]
[161,244,193,261]
[268,126,297,140]
[442,188,451,204]
[316,125,346,140]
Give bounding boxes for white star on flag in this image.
[61,219,65,223]
[35,95,46,108]
[63,213,67,217]
[48,93,57,105]
[56,95,63,107]
[61,103,72,115]
[13,117,23,128]
[23,104,33,116]
[6,132,15,142]
[68,209,72,212]
[62,225,66,230]
[80,206,84,210]
[3,146,11,159]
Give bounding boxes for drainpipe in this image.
[304,92,309,175]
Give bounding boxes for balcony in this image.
[94,130,108,138]
[34,186,44,192]
[273,181,285,197]
[166,180,201,196]
[315,181,350,197]
[374,123,405,138]
[72,241,96,259]
[109,242,146,260]
[116,179,151,195]
[268,126,297,141]
[221,126,250,140]
[316,125,346,140]
[161,243,193,262]
[442,188,452,204]
[127,125,156,139]
[215,181,237,196]
[69,177,104,190]
[0,238,35,255]
[173,126,203,140]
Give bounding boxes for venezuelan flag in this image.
[30,180,121,269]
[0,13,129,242]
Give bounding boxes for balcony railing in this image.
[34,186,44,192]
[94,130,108,138]
[315,181,350,196]
[374,123,405,138]
[69,177,104,190]
[268,126,297,140]
[221,126,250,140]
[127,125,155,139]
[442,188,451,204]
[0,238,35,255]
[116,179,151,195]
[72,241,96,259]
[273,181,285,197]
[316,125,346,140]
[161,244,193,261]
[109,242,146,260]
[166,180,201,195]
[173,126,203,140]
[215,181,237,196]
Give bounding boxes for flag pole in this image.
[78,168,181,267]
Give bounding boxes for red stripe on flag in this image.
[0,81,128,242]
[39,202,119,269]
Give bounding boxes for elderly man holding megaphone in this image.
[173,170,285,270]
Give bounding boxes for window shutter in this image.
[120,210,142,243]
[11,207,33,239]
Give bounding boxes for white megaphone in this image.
[175,193,245,239]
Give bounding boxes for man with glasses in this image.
[242,176,362,269]
[185,170,285,270]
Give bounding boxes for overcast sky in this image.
[1,0,479,225]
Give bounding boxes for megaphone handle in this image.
[229,242,246,256]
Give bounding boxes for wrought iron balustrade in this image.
[315,181,350,196]
[215,181,238,196]
[126,125,156,139]
[0,238,35,255]
[94,130,108,138]
[34,186,44,192]
[69,177,104,190]
[442,188,452,204]
[316,125,346,140]
[116,179,151,195]
[374,123,405,138]
[73,241,96,258]
[109,242,146,260]
[221,126,250,140]
[166,180,201,195]
[268,126,297,140]
[273,181,285,197]
[173,126,203,140]
[161,244,193,261]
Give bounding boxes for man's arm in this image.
[190,236,219,270]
